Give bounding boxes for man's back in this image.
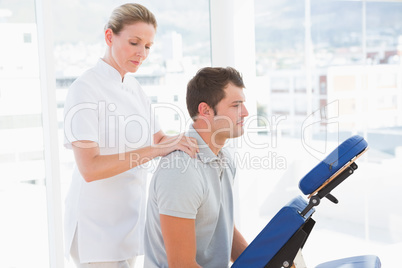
[144,127,236,268]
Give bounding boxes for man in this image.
[144,67,249,268]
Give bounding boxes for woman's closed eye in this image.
[130,42,151,50]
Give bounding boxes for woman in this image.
[63,3,198,267]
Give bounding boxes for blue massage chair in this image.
[232,135,381,268]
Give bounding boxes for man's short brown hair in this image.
[186,67,245,120]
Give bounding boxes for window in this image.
[251,1,402,267]
[4,1,400,266]
[0,2,50,267]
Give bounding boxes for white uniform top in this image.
[63,59,160,263]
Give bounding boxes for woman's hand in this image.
[154,133,199,158]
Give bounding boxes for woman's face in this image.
[106,21,156,77]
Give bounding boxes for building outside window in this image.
[251,1,402,266]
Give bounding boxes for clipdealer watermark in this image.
[128,150,287,173]
[64,100,340,171]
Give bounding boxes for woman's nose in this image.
[136,46,146,58]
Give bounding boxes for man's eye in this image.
[130,42,137,46]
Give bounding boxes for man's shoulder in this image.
[159,149,195,164]
[155,150,201,177]
[151,150,206,200]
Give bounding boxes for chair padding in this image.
[299,135,368,195]
[315,255,381,268]
[232,196,314,268]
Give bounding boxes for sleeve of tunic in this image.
[63,75,101,149]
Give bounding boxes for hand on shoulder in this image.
[154,133,199,158]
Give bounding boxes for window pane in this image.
[0,1,49,267]
[311,0,363,66]
[251,1,401,267]
[366,2,402,64]
[255,0,305,75]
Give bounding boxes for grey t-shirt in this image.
[144,127,236,268]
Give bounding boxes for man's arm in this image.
[160,214,202,268]
[231,225,248,263]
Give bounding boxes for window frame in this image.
[35,0,65,267]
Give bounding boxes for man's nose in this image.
[242,104,249,117]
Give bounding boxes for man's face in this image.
[211,83,249,144]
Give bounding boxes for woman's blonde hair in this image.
[105,3,157,34]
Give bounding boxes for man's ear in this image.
[105,28,113,47]
[197,102,213,117]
